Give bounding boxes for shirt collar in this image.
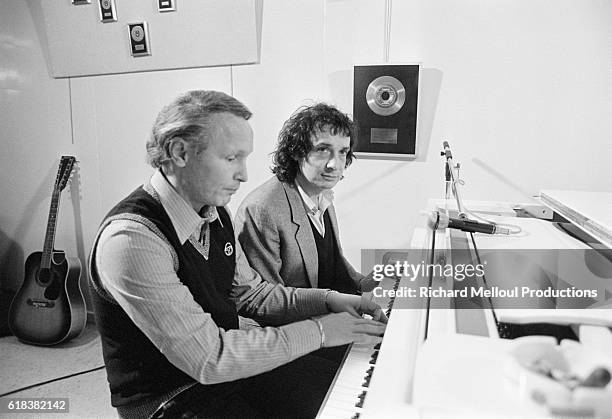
[150,169,223,244]
[294,180,333,216]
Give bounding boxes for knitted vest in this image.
[89,186,238,407]
[309,212,358,294]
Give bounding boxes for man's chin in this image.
[209,195,232,207]
[319,179,339,189]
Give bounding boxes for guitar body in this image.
[8,250,86,346]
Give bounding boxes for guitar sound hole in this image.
[44,276,61,300]
[38,268,52,285]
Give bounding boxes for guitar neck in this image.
[41,191,62,269]
[39,155,76,269]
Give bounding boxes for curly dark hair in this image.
[271,103,357,182]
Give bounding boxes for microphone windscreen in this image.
[427,211,449,230]
[426,212,438,230]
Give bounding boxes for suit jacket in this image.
[235,176,365,289]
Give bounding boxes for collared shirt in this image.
[95,169,328,387]
[151,171,221,259]
[295,181,333,236]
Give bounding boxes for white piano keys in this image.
[318,244,431,419]
[318,276,400,419]
[317,341,378,419]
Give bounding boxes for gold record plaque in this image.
[365,75,406,116]
[353,64,419,159]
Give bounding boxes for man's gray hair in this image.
[146,90,252,168]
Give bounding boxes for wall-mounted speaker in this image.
[353,64,420,159]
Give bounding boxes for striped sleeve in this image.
[95,219,324,384]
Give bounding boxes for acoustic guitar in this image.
[8,156,86,345]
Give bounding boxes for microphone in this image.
[428,211,510,235]
[441,141,453,198]
[441,141,453,160]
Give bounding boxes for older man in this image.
[89,91,386,418]
[235,103,377,295]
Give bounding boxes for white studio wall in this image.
[1,1,74,294]
[1,0,611,307]
[390,0,612,198]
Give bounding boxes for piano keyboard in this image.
[317,275,401,419]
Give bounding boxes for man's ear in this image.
[167,138,189,168]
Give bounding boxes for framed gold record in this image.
[366,75,406,116]
[353,64,420,160]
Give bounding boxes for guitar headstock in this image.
[55,156,76,192]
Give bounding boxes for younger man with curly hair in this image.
[235,103,376,295]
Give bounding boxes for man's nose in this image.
[325,153,342,170]
[236,161,248,182]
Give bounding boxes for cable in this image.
[68,77,75,145]
[0,365,105,398]
[383,0,392,62]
